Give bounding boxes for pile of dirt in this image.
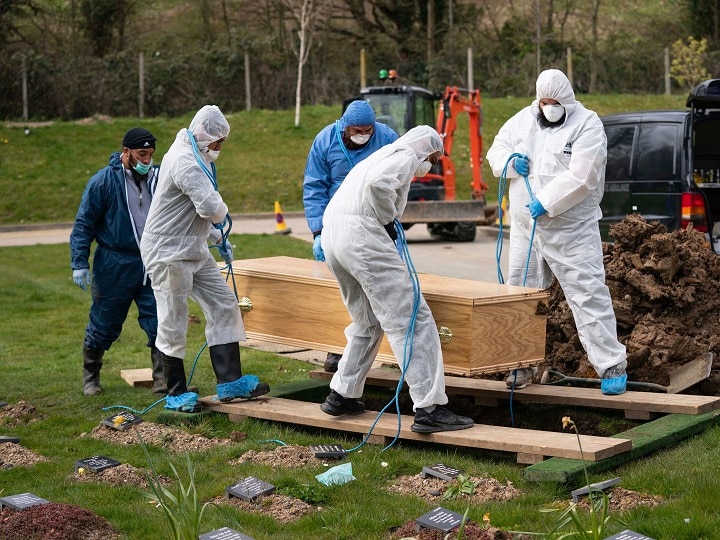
[232,444,320,468]
[81,421,233,453]
[213,493,318,523]
[542,214,720,393]
[68,463,171,488]
[0,442,47,469]
[0,401,44,427]
[0,503,121,540]
[387,473,524,505]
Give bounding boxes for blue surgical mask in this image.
[132,157,153,175]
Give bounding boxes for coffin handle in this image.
[438,326,453,344]
[238,296,253,312]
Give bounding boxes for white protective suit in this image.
[486,69,626,377]
[322,125,447,410]
[140,105,245,359]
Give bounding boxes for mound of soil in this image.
[542,214,720,392]
[0,442,47,469]
[213,493,318,523]
[387,473,524,504]
[0,401,44,427]
[232,444,321,468]
[0,503,120,540]
[68,463,171,488]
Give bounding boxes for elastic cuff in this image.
[313,231,322,238]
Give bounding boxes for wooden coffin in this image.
[224,256,547,376]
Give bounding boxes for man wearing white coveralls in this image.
[320,125,475,433]
[486,69,627,395]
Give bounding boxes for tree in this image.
[671,36,711,90]
[282,0,329,126]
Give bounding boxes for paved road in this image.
[0,212,509,283]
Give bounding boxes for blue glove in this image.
[313,235,325,262]
[217,242,233,265]
[72,268,90,291]
[527,198,547,219]
[514,156,529,176]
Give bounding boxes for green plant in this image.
[277,482,329,505]
[137,430,213,540]
[441,474,477,501]
[540,416,628,539]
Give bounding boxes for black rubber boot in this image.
[161,351,189,397]
[210,342,270,401]
[324,352,341,373]
[82,345,104,396]
[208,343,243,384]
[150,346,168,394]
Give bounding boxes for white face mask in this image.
[542,103,565,123]
[206,149,221,162]
[350,134,371,145]
[414,160,432,178]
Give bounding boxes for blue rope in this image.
[346,218,420,454]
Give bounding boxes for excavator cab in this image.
[342,76,487,242]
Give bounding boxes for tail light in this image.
[681,192,709,232]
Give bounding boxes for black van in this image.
[600,79,720,253]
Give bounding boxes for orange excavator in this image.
[344,73,488,241]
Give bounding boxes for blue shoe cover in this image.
[217,375,260,400]
[165,392,199,412]
[601,375,627,395]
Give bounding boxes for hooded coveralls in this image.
[140,106,244,360]
[322,126,447,410]
[70,152,158,351]
[304,100,399,236]
[486,69,626,377]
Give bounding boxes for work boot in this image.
[82,345,105,396]
[324,352,341,373]
[209,342,270,402]
[411,406,474,433]
[320,390,365,416]
[161,351,200,412]
[150,346,168,394]
[601,363,627,395]
[505,367,538,389]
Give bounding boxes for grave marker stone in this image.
[0,436,20,444]
[75,455,121,473]
[225,477,275,502]
[415,506,466,533]
[310,444,346,459]
[0,493,50,511]
[103,412,143,431]
[603,530,655,540]
[199,527,255,540]
[420,463,462,481]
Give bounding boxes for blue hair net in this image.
[339,101,375,129]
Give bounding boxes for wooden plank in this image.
[120,368,153,388]
[523,409,720,483]
[309,368,720,415]
[198,396,631,461]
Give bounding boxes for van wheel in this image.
[427,222,476,242]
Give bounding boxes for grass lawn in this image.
[1,235,720,539]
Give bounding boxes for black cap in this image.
[122,127,156,150]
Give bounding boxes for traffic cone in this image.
[274,200,292,235]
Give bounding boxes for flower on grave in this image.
[78,467,86,475]
[113,415,127,427]
[483,512,491,524]
[562,416,575,431]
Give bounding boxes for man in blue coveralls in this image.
[303,100,399,372]
[70,127,166,396]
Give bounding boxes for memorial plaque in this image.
[0,436,20,444]
[415,506,466,533]
[603,530,655,540]
[0,402,7,408]
[225,477,275,502]
[0,493,50,511]
[310,444,346,459]
[103,412,143,431]
[199,527,255,540]
[571,477,621,502]
[420,463,462,481]
[75,455,122,474]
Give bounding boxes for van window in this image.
[635,124,679,180]
[605,125,635,181]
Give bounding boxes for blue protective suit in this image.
[70,152,158,351]
[303,102,399,235]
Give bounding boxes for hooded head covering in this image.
[339,101,376,129]
[123,127,156,149]
[535,69,577,108]
[394,125,443,163]
[188,105,230,151]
